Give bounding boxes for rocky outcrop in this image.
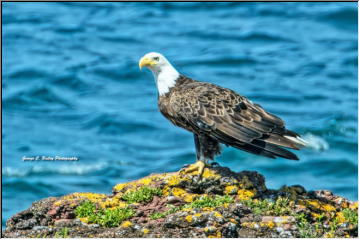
[4,165,358,238]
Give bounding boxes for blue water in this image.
[2,2,357,228]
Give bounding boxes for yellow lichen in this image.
[54,200,63,206]
[241,221,261,229]
[113,183,127,192]
[185,215,193,222]
[341,201,349,209]
[208,231,222,238]
[204,226,217,234]
[184,194,197,203]
[194,213,202,217]
[224,185,238,195]
[229,218,237,224]
[171,187,186,197]
[300,199,336,212]
[142,228,149,234]
[267,221,275,229]
[137,177,153,185]
[237,189,255,200]
[349,202,358,210]
[171,187,197,203]
[162,186,170,196]
[121,220,133,228]
[213,211,223,218]
[64,192,107,203]
[202,168,221,179]
[79,217,89,223]
[99,197,127,209]
[335,212,346,224]
[182,207,193,212]
[167,174,181,186]
[324,232,335,238]
[202,207,215,212]
[322,204,336,212]
[241,222,253,228]
[113,174,164,193]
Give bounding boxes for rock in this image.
[3,164,358,238]
[166,196,184,205]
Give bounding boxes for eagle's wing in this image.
[170,82,305,160]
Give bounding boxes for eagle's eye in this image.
[153,57,160,61]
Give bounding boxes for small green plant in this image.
[313,213,325,235]
[92,208,135,227]
[295,213,319,238]
[54,227,69,238]
[149,212,167,220]
[242,199,271,215]
[35,233,49,238]
[328,217,339,236]
[342,208,358,226]
[186,195,234,209]
[122,186,162,203]
[272,197,291,215]
[74,201,135,227]
[149,205,183,220]
[315,213,325,222]
[74,201,96,218]
[148,196,233,220]
[241,197,291,216]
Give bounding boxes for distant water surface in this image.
[2,2,357,228]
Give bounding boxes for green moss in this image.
[122,186,162,203]
[149,212,167,220]
[150,205,182,220]
[75,201,135,227]
[34,233,49,238]
[90,208,135,227]
[186,195,233,209]
[241,197,291,216]
[294,206,357,238]
[328,217,340,237]
[54,227,69,238]
[148,196,233,220]
[74,201,96,218]
[295,213,320,238]
[342,208,358,226]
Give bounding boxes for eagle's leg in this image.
[180,134,221,177]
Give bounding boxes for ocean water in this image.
[2,2,357,228]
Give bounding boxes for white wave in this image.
[3,167,28,177]
[302,133,329,151]
[33,162,108,175]
[3,162,108,177]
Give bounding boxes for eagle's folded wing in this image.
[172,84,305,160]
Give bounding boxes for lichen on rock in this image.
[4,165,358,238]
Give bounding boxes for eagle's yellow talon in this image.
[180,161,206,177]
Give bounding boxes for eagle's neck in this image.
[152,63,180,96]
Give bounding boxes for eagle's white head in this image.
[139,52,179,96]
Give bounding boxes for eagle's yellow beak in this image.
[139,57,157,70]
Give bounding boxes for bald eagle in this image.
[139,52,307,176]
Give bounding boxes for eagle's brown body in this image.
[158,75,303,162]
